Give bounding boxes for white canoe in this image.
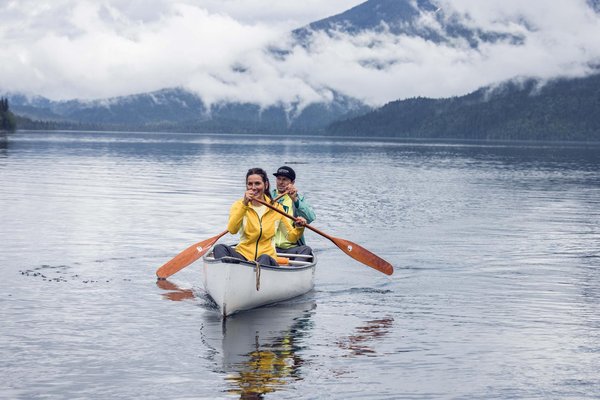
[202,250,317,317]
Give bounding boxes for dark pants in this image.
[275,245,312,260]
[213,244,279,266]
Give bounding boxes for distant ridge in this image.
[327,73,600,141]
[6,88,369,134]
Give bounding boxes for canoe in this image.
[202,250,317,317]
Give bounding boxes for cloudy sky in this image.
[1,0,599,107]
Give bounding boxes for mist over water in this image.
[1,131,599,399]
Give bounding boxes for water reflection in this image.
[336,317,394,357]
[157,281,314,398]
[0,132,7,155]
[205,301,315,399]
[224,335,301,399]
[156,279,195,301]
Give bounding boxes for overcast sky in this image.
[1,0,599,106]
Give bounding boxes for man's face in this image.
[276,175,293,192]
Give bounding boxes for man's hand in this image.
[286,184,298,201]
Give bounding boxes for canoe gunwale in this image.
[202,250,317,316]
[203,252,317,271]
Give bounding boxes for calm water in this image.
[1,131,599,399]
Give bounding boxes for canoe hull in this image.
[202,255,316,317]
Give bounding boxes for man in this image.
[271,165,316,258]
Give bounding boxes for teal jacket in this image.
[270,189,316,246]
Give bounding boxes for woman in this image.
[213,168,307,266]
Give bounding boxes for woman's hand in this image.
[243,189,255,205]
[294,216,307,227]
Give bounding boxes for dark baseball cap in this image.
[273,166,296,181]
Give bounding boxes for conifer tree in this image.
[1,97,17,131]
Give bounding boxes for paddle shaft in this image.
[255,197,328,238]
[271,190,288,204]
[251,196,393,275]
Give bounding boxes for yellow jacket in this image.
[227,195,305,261]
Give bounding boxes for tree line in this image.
[327,73,600,142]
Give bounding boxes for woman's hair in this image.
[246,167,272,200]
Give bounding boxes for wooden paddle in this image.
[156,230,228,279]
[252,196,394,275]
[271,190,288,204]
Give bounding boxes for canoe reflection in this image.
[209,301,316,399]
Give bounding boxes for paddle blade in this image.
[250,195,394,275]
[156,230,228,279]
[329,236,394,275]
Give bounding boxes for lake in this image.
[1,130,599,399]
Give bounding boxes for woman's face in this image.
[246,174,266,197]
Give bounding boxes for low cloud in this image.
[277,0,600,105]
[1,0,599,107]
[0,1,289,101]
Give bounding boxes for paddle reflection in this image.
[156,279,195,301]
[217,302,315,399]
[336,317,394,357]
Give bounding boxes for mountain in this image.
[6,88,369,134]
[292,0,523,48]
[294,0,438,37]
[4,0,600,137]
[6,89,207,124]
[326,73,600,141]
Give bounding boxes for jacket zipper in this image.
[254,214,263,261]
